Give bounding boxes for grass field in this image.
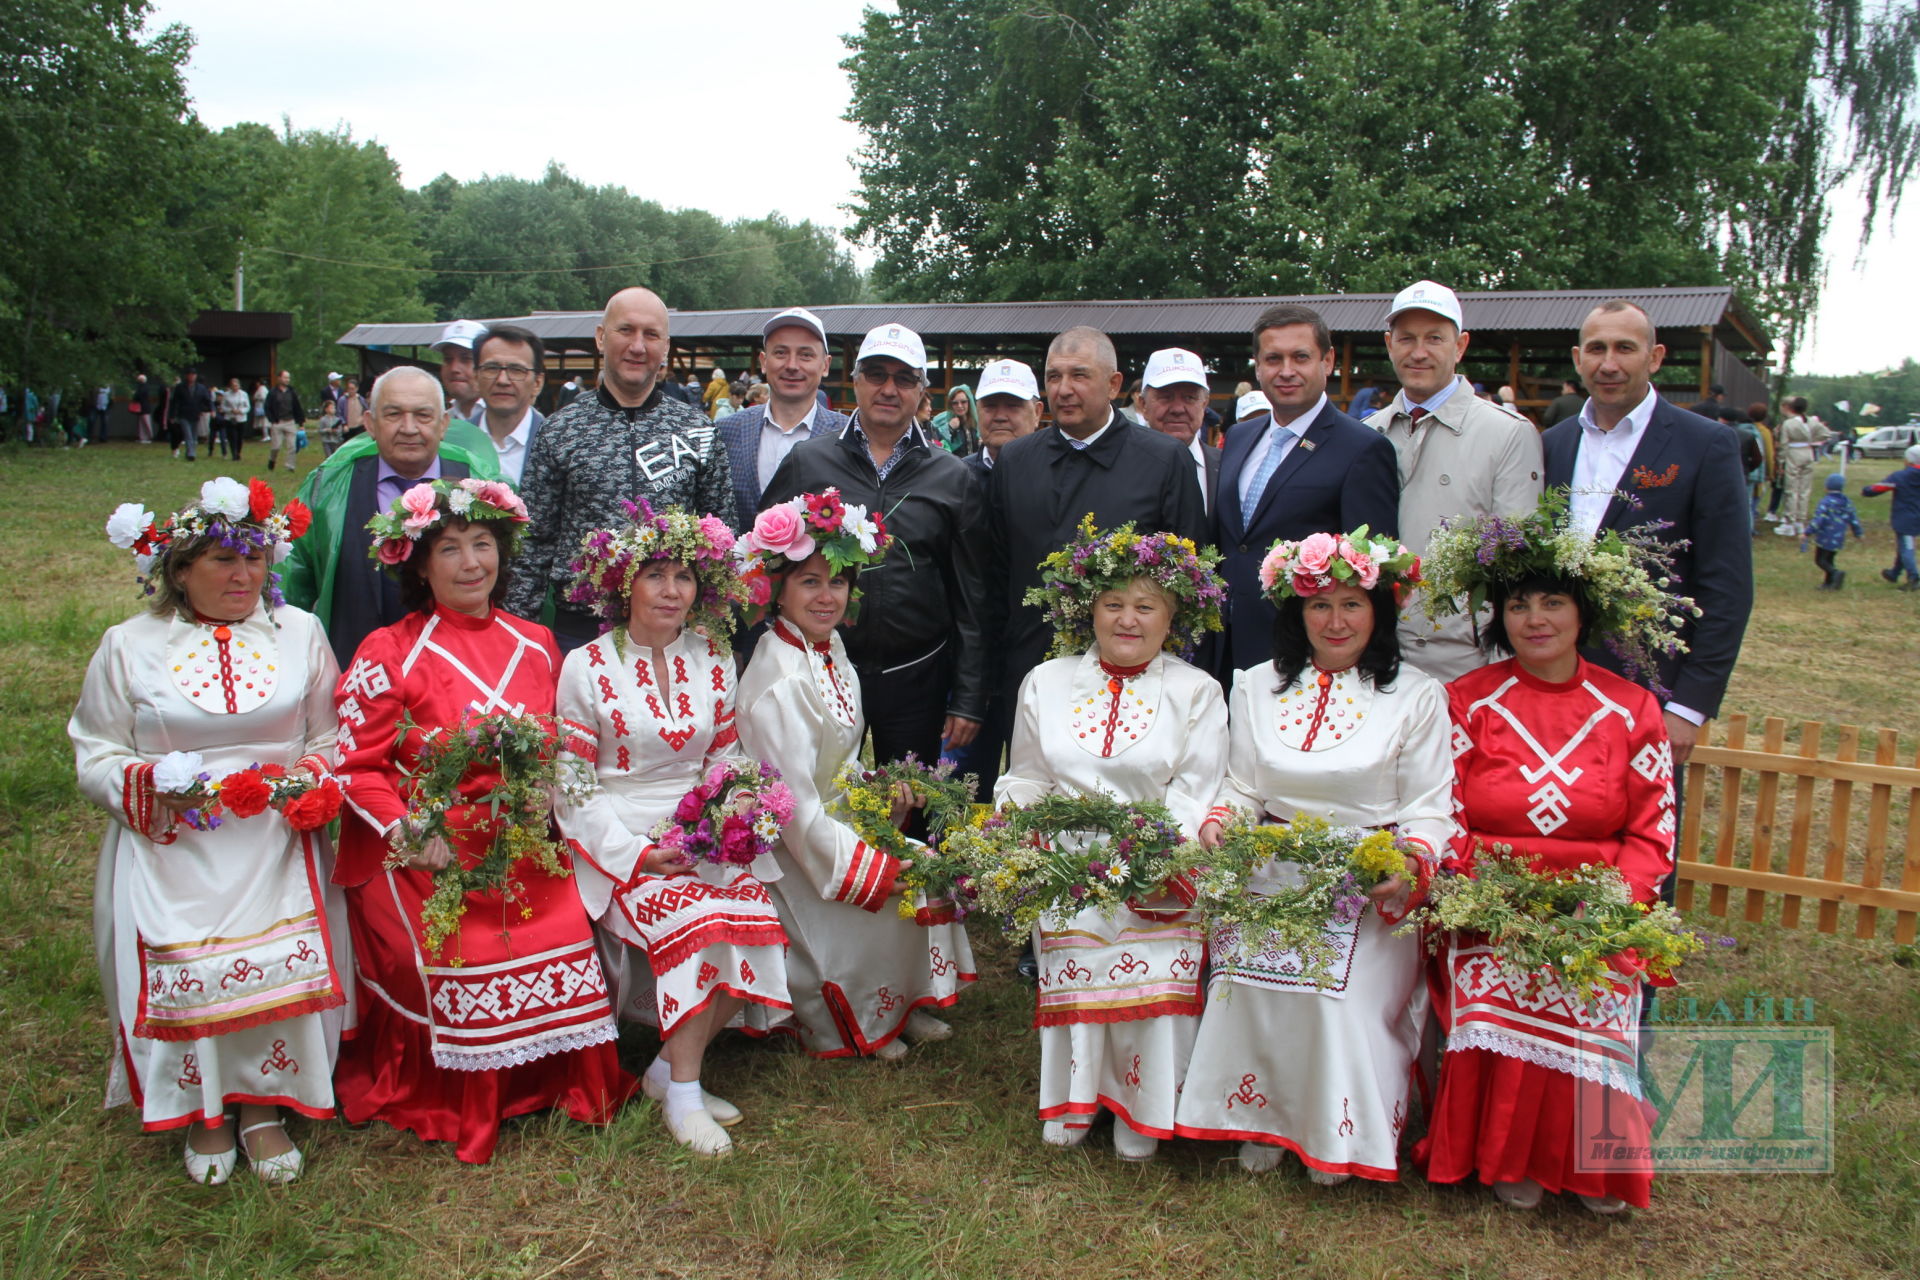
[0,442,1915,1280]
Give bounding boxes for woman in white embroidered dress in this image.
[735,490,975,1059]
[73,478,347,1185]
[1175,530,1449,1184]
[995,521,1228,1161]
[554,502,790,1157]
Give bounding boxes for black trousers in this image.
[1814,546,1838,582]
[552,604,602,655]
[946,694,1014,801]
[852,644,952,770]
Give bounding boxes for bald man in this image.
[281,366,504,668]
[981,325,1206,794]
[507,287,734,647]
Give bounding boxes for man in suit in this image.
[986,326,1208,753]
[717,307,849,532]
[1138,347,1222,517]
[1366,280,1542,681]
[1544,378,1585,430]
[472,322,547,486]
[1544,299,1752,776]
[1215,303,1400,671]
[281,366,502,669]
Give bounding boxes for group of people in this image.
[72,280,1756,1215]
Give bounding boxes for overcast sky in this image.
[151,0,1912,377]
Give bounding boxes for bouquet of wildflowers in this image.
[151,751,343,833]
[1398,848,1705,1007]
[650,759,794,868]
[941,793,1196,939]
[833,755,978,920]
[1188,814,1420,986]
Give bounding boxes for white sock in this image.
[665,1078,704,1127]
[644,1056,672,1090]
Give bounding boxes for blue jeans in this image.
[1897,533,1918,581]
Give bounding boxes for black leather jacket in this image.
[760,417,990,722]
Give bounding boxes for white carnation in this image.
[198,477,250,521]
[105,503,153,549]
[153,750,206,793]
[272,540,293,564]
[448,488,475,514]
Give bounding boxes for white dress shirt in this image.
[757,403,820,492]
[1238,393,1327,512]
[1187,436,1210,516]
[1059,408,1117,452]
[1569,386,1658,538]
[488,406,538,486]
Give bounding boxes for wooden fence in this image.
[1676,714,1920,943]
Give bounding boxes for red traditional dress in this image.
[332,604,632,1164]
[553,629,790,1034]
[71,605,350,1133]
[1418,657,1675,1208]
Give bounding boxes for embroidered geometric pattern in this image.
[428,953,609,1026]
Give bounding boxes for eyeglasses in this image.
[478,362,537,381]
[856,365,925,390]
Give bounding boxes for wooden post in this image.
[1699,329,1713,399]
[1746,718,1789,923]
[1781,721,1822,929]
[1340,338,1352,404]
[1708,714,1749,918]
[1898,740,1920,944]
[1818,727,1861,934]
[1507,337,1521,396]
[1857,729,1901,939]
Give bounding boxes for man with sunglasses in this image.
[760,323,989,768]
[472,322,547,486]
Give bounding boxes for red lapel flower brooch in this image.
[1631,462,1679,489]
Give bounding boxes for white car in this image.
[1855,424,1920,458]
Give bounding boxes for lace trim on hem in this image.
[429,1020,618,1073]
[1445,1026,1643,1098]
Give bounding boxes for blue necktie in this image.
[1240,427,1291,525]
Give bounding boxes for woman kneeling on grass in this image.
[994,520,1228,1161]
[553,502,792,1157]
[74,477,346,1185]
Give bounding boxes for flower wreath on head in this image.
[1258,525,1421,607]
[1420,487,1699,690]
[366,478,529,567]
[565,499,748,654]
[1026,514,1226,661]
[737,487,892,621]
[107,476,313,608]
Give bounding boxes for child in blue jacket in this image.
[1806,473,1864,589]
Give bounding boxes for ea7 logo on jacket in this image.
[635,426,714,483]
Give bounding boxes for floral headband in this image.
[566,500,748,653]
[1421,488,1700,690]
[1028,514,1226,660]
[1259,526,1421,607]
[107,477,312,607]
[738,488,891,610]
[366,478,529,566]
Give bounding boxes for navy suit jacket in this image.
[1542,396,1752,718]
[716,403,849,531]
[1213,400,1400,670]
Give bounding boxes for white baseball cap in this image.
[1236,390,1270,420]
[326,371,342,382]
[855,322,927,372]
[763,306,828,348]
[1384,280,1464,329]
[1142,347,1210,390]
[433,318,488,351]
[976,358,1040,401]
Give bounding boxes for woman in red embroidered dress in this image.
[1418,533,1678,1211]
[333,480,632,1165]
[553,503,790,1157]
[73,477,345,1185]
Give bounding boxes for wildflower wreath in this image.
[1187,814,1421,988]
[1398,848,1705,1008]
[1257,525,1421,606]
[1027,515,1226,660]
[107,476,312,606]
[366,477,528,566]
[941,793,1195,939]
[832,755,979,921]
[566,499,747,652]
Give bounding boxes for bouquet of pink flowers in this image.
[650,759,795,867]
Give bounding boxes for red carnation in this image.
[218,769,273,819]
[284,499,313,539]
[248,477,276,522]
[282,778,343,831]
[257,763,288,778]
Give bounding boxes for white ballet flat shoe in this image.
[901,1011,953,1043]
[1494,1179,1544,1210]
[1237,1141,1283,1173]
[1307,1167,1351,1187]
[872,1037,910,1062]
[1042,1120,1086,1147]
[1579,1194,1629,1215]
[183,1133,237,1186]
[1111,1125,1159,1162]
[641,1073,742,1127]
[665,1107,733,1157]
[239,1120,303,1185]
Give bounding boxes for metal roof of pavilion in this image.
[337,285,1769,354]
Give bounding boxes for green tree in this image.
[0,1,214,402]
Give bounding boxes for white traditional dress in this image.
[71,605,351,1133]
[1173,661,1451,1181]
[995,649,1227,1142]
[554,628,791,1034]
[735,619,975,1057]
